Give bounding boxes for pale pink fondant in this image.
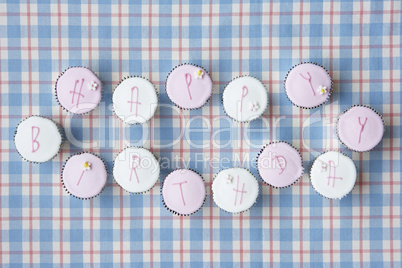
[62,153,107,199]
[338,106,384,152]
[166,65,212,109]
[162,169,206,215]
[257,142,303,188]
[56,67,102,114]
[285,63,331,108]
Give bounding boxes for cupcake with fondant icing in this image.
[310,151,357,199]
[337,105,384,152]
[112,76,158,124]
[61,152,108,199]
[212,168,259,214]
[113,147,160,194]
[165,64,213,109]
[14,115,64,163]
[257,141,303,188]
[161,169,206,216]
[55,67,102,114]
[284,62,332,109]
[222,76,268,122]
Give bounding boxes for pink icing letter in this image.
[184,73,192,100]
[173,181,188,206]
[326,160,343,187]
[77,170,85,186]
[299,72,316,96]
[127,86,142,116]
[233,176,247,206]
[358,117,368,143]
[70,79,85,108]
[273,155,287,175]
[239,86,249,120]
[129,155,141,183]
[31,126,40,153]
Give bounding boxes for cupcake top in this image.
[162,169,206,215]
[113,147,160,193]
[62,152,107,199]
[166,64,213,109]
[113,77,158,124]
[14,116,62,163]
[257,142,303,188]
[310,151,356,199]
[56,67,102,114]
[212,168,259,214]
[223,76,268,122]
[337,105,384,152]
[285,63,331,109]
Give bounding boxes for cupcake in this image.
[55,67,102,114]
[165,63,213,109]
[14,115,64,163]
[310,151,356,199]
[284,62,332,109]
[61,152,108,199]
[161,169,206,216]
[112,76,158,124]
[337,105,384,152]
[113,147,160,194]
[257,141,304,188]
[212,168,259,214]
[222,76,268,122]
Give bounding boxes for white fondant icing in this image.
[223,76,268,122]
[113,77,158,124]
[14,116,62,163]
[212,168,259,213]
[310,151,357,199]
[113,147,160,193]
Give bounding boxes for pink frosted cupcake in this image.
[257,141,304,188]
[166,64,213,109]
[55,67,102,114]
[61,152,108,199]
[161,169,206,216]
[285,62,332,109]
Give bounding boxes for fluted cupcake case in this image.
[212,167,259,214]
[14,115,65,164]
[113,147,160,194]
[310,151,357,200]
[55,66,102,115]
[284,62,333,109]
[61,151,108,200]
[112,76,159,124]
[165,63,213,110]
[161,169,206,216]
[222,75,268,123]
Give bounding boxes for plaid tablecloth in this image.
[1,0,401,267]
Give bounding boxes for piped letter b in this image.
[31,126,40,153]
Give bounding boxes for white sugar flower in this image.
[317,85,327,95]
[226,174,233,184]
[82,161,92,171]
[194,69,204,79]
[89,81,98,91]
[320,162,327,172]
[249,102,260,112]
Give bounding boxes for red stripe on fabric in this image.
[359,1,364,267]
[239,0,244,265]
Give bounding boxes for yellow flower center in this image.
[84,162,89,168]
[197,70,202,76]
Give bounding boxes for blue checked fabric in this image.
[0,0,401,267]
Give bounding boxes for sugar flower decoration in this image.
[194,69,204,79]
[249,102,260,112]
[320,162,327,172]
[317,85,327,95]
[226,174,233,184]
[89,81,98,91]
[82,161,92,171]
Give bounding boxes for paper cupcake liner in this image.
[112,146,160,194]
[212,167,260,214]
[61,151,108,200]
[221,75,269,123]
[309,150,357,200]
[284,62,333,109]
[13,115,66,164]
[255,141,304,189]
[160,168,207,216]
[111,75,159,125]
[165,63,213,110]
[55,66,103,115]
[336,104,386,153]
